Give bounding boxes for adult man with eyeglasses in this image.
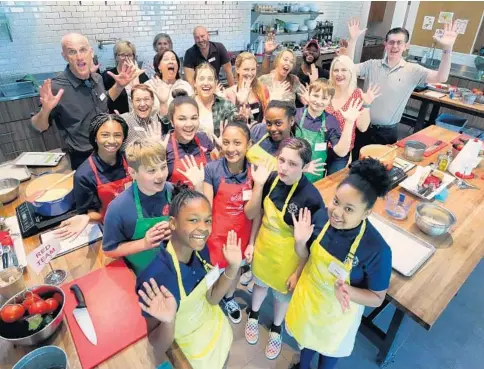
[31,33,139,169]
[347,23,458,158]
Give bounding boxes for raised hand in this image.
[236,80,251,105]
[269,80,290,101]
[435,21,458,50]
[347,17,367,41]
[138,278,177,323]
[291,207,314,246]
[361,84,381,106]
[151,76,172,104]
[144,221,171,249]
[54,214,90,241]
[39,79,64,112]
[162,132,170,148]
[222,230,243,268]
[244,244,254,263]
[334,279,351,313]
[215,83,225,98]
[90,56,101,74]
[212,119,228,148]
[176,155,205,188]
[264,32,279,55]
[145,119,162,141]
[336,39,349,56]
[309,64,319,82]
[108,62,145,88]
[303,158,326,175]
[298,83,310,106]
[251,158,275,186]
[340,98,364,123]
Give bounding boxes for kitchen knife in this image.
[70,284,98,345]
[424,140,443,155]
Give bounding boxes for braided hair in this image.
[89,113,129,151]
[169,184,211,217]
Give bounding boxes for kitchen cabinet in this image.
[368,1,387,23]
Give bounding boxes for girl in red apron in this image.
[56,113,132,240]
[165,90,216,190]
[203,118,260,324]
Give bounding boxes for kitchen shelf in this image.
[251,31,314,36]
[251,11,324,16]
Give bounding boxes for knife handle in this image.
[70,284,87,309]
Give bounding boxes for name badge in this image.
[251,107,260,114]
[242,189,252,201]
[99,92,106,101]
[315,142,327,152]
[205,265,220,290]
[208,57,216,63]
[328,261,348,281]
[124,181,133,190]
[134,126,146,132]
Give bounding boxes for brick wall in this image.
[0,1,367,81]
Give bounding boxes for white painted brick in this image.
[10,7,24,13]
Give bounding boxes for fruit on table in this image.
[1,304,25,323]
[471,88,483,96]
[44,298,59,314]
[22,292,42,309]
[28,300,50,316]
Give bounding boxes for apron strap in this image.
[171,133,180,160]
[300,108,327,142]
[121,156,131,178]
[267,176,299,214]
[133,181,144,219]
[345,220,366,267]
[256,132,270,146]
[88,155,102,185]
[193,135,208,165]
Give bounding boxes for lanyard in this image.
[301,108,326,142]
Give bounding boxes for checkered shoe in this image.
[245,317,259,345]
[265,330,283,360]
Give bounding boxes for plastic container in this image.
[435,114,468,133]
[462,92,477,105]
[13,345,68,369]
[385,193,413,220]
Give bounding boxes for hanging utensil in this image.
[25,171,76,203]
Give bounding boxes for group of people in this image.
[31,16,460,369]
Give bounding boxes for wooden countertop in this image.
[412,90,484,115]
[0,158,190,369]
[314,125,484,329]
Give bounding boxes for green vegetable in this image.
[42,314,54,328]
[27,314,43,331]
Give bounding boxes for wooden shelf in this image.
[251,10,323,16]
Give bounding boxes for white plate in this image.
[14,152,65,167]
[0,162,31,182]
[399,166,455,200]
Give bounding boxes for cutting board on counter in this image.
[61,259,147,369]
[397,133,448,157]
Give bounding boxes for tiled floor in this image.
[225,259,484,369]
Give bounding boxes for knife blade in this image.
[70,284,98,345]
[424,140,443,154]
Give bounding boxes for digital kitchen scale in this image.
[388,167,408,190]
[15,201,78,238]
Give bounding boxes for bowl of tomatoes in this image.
[0,285,65,346]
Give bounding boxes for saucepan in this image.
[24,173,74,217]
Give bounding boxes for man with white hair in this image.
[183,26,235,86]
[31,33,139,169]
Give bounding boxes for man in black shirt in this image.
[31,33,138,169]
[183,26,235,86]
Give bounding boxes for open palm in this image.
[222,230,242,268]
[435,21,458,49]
[347,17,367,41]
[138,278,177,323]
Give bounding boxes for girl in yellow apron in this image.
[287,158,393,369]
[136,186,243,369]
[244,137,326,360]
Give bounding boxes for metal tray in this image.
[14,152,65,167]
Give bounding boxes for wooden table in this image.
[314,125,484,367]
[0,158,189,369]
[411,90,484,132]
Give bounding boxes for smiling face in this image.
[173,103,200,144]
[384,32,408,61]
[277,147,304,185]
[132,89,154,120]
[171,197,212,251]
[130,160,168,195]
[328,183,370,230]
[331,61,351,88]
[195,67,216,98]
[303,44,320,65]
[115,46,134,70]
[96,120,124,157]
[308,89,332,114]
[159,51,178,81]
[275,51,295,78]
[61,34,93,80]
[264,107,293,142]
[194,27,210,50]
[236,58,257,85]
[155,37,171,53]
[222,126,250,164]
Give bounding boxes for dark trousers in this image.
[352,124,398,161]
[300,348,338,369]
[68,149,93,170]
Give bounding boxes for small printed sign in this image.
[26,239,61,275]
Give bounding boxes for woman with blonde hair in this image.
[324,55,379,172]
[224,52,269,124]
[102,40,149,114]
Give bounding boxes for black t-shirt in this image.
[102,67,149,114]
[261,172,325,227]
[183,41,230,78]
[295,64,330,108]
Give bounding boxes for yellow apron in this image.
[252,177,300,294]
[246,133,277,168]
[286,220,366,356]
[166,242,232,369]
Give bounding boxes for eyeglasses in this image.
[67,47,90,57]
[387,40,405,46]
[133,97,152,104]
[117,54,134,59]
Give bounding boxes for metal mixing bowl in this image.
[415,203,456,236]
[0,178,20,204]
[404,140,427,162]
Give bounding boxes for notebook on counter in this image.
[41,223,103,258]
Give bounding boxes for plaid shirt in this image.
[120,111,164,150]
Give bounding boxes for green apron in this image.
[124,181,171,275]
[297,108,327,183]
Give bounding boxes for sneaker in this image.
[247,279,255,293]
[240,270,253,286]
[265,329,283,360]
[245,316,259,345]
[223,298,242,324]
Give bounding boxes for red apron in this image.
[88,155,133,223]
[207,167,252,268]
[170,134,208,188]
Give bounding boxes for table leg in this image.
[415,101,431,132]
[428,104,441,126]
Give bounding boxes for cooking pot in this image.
[24,173,74,217]
[359,144,398,170]
[404,140,427,162]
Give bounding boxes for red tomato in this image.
[44,298,59,314]
[52,293,63,305]
[1,304,25,323]
[28,300,49,316]
[22,293,42,309]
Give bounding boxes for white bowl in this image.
[286,23,300,33]
[305,20,317,31]
[299,25,309,32]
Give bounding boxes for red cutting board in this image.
[61,259,147,369]
[451,134,484,148]
[397,133,448,157]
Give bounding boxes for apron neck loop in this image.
[301,108,326,139]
